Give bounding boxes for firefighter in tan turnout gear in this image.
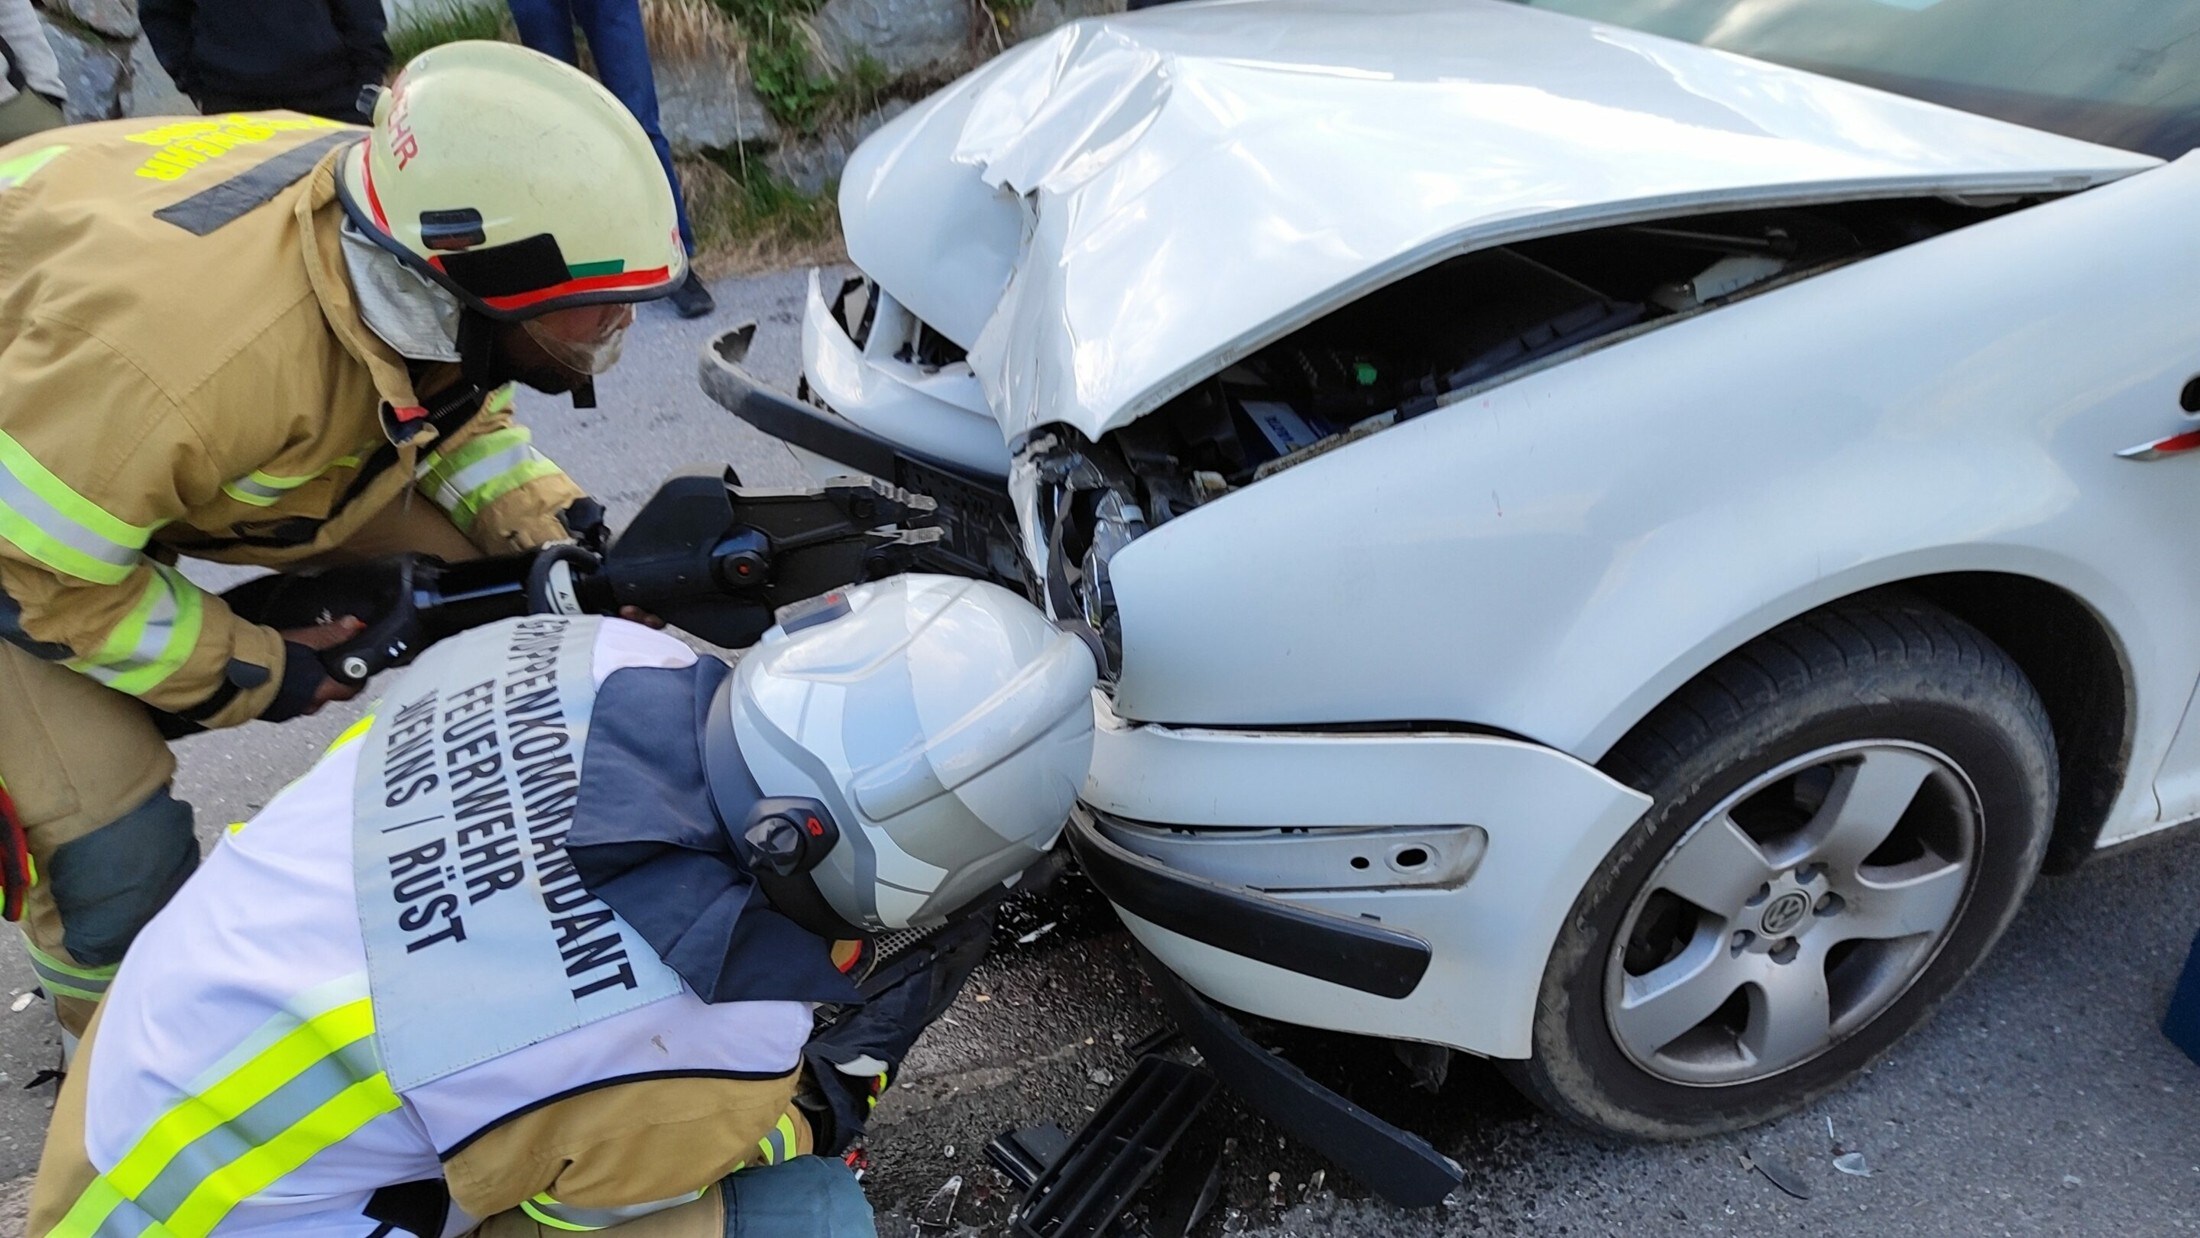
[0,42,682,1035]
[28,576,1100,1236]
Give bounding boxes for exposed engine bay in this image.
[1018,196,2024,669]
[828,276,972,375]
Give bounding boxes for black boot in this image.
[670,270,716,319]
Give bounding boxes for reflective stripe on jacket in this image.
[27,621,816,1236]
[0,118,583,726]
[46,974,397,1238]
[413,390,567,535]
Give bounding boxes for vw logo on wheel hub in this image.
[1759,891,1811,937]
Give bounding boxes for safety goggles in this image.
[522,303,636,375]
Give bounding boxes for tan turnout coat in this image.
[0,115,584,727]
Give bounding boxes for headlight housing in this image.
[1011,431,1148,678]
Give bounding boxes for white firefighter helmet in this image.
[336,40,685,323]
[728,575,1098,932]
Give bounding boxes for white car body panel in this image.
[1106,152,2200,852]
[798,271,1011,477]
[1085,695,1651,1056]
[841,0,2153,444]
[2153,686,2200,825]
[786,0,2200,1055]
[837,73,1024,350]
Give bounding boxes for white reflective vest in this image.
[48,618,815,1237]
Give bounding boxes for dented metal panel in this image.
[839,0,2155,444]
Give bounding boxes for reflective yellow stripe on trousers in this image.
[22,939,113,1005]
[0,429,154,585]
[50,973,399,1238]
[520,1188,707,1231]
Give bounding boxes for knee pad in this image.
[47,788,199,967]
[723,1158,876,1238]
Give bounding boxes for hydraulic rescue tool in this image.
[223,468,941,686]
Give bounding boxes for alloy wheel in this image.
[1604,740,1981,1086]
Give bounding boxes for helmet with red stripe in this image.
[335,40,685,322]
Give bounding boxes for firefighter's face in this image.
[495,304,633,393]
[523,304,634,375]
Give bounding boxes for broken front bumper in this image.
[698,317,1023,587]
[1066,809,1446,1002]
[1135,947,1465,1208]
[1076,695,1652,1060]
[714,269,1008,482]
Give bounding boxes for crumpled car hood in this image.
[838,0,2157,443]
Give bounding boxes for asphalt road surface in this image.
[2,269,2197,1236]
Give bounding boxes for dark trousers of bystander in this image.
[506,0,696,256]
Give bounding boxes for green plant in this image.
[385,1,513,67]
[745,35,839,132]
[838,53,892,111]
[709,0,857,132]
[976,0,1033,48]
[641,0,747,61]
[682,155,842,272]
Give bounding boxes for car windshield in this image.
[1514,0,2200,158]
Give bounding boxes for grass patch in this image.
[387,0,908,132]
[386,1,513,66]
[380,0,849,271]
[978,0,1035,29]
[683,155,843,273]
[837,53,894,114]
[745,37,840,132]
[711,0,834,132]
[706,0,892,133]
[641,0,747,62]
[390,0,737,67]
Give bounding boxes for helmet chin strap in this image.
[455,308,598,409]
[702,675,870,942]
[455,308,504,390]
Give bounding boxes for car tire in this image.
[1504,597,2057,1139]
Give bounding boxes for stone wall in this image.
[30,0,1123,195]
[32,0,188,123]
[649,0,1121,192]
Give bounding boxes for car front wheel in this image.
[1507,598,2057,1139]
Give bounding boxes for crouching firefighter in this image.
[0,40,679,1037]
[28,575,1099,1236]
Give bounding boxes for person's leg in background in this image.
[506,0,583,64]
[0,645,196,1040]
[559,0,716,318]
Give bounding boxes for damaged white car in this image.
[704,0,2200,1196]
